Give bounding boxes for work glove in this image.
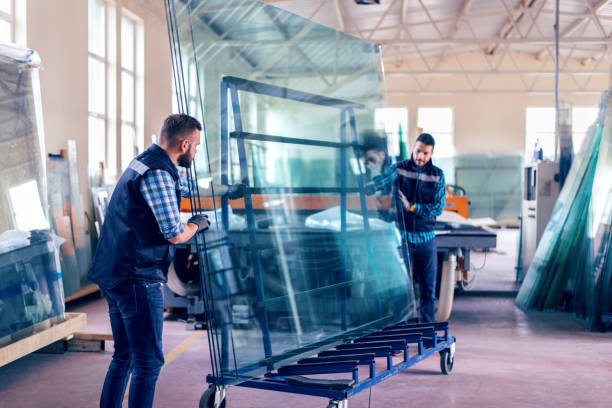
[364,181,377,196]
[225,183,247,199]
[188,214,209,233]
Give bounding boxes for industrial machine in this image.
[519,161,560,278]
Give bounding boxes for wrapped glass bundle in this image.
[165,0,417,385]
[0,44,65,345]
[0,230,65,347]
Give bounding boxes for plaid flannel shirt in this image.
[140,169,190,239]
[373,163,446,244]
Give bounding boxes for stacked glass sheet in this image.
[516,71,612,330]
[47,141,93,298]
[165,0,417,385]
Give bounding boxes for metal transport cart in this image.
[200,321,455,408]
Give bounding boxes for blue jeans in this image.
[100,279,165,408]
[401,238,438,323]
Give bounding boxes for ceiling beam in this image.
[487,0,538,55]
[436,0,474,63]
[333,0,345,31]
[386,69,610,76]
[387,90,604,95]
[535,0,612,60]
[380,36,612,45]
[582,44,609,64]
[368,0,400,40]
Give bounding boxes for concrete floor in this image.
[1,229,611,408]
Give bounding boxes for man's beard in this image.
[178,152,192,168]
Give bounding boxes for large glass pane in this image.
[572,107,599,154]
[88,0,105,57]
[88,57,105,114]
[375,107,408,158]
[436,155,523,222]
[121,71,134,122]
[121,16,134,71]
[166,0,416,386]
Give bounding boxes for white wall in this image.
[27,0,172,207]
[387,92,604,156]
[385,51,610,156]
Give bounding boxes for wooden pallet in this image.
[0,313,87,367]
[65,283,100,303]
[67,332,114,352]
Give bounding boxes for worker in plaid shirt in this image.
[370,133,446,323]
[89,114,209,408]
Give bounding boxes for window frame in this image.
[88,0,108,173]
[374,107,409,158]
[120,10,144,171]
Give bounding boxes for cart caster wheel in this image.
[199,387,226,408]
[440,349,454,374]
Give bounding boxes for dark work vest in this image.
[88,144,181,289]
[394,156,444,233]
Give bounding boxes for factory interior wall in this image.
[384,50,610,155]
[387,92,604,156]
[26,0,172,208]
[19,2,610,203]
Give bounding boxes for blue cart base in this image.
[202,321,456,408]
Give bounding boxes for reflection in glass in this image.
[8,180,49,231]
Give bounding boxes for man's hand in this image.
[364,181,377,196]
[188,214,210,233]
[226,183,247,199]
[398,190,412,211]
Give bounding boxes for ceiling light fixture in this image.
[354,0,380,4]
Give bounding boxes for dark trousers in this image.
[99,279,165,408]
[401,238,438,323]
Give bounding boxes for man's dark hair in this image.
[416,133,435,148]
[360,130,387,154]
[160,114,202,148]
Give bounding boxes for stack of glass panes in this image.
[516,72,612,330]
[166,0,417,385]
[0,44,65,346]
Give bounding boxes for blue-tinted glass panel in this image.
[166,0,416,385]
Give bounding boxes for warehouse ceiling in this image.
[262,0,612,94]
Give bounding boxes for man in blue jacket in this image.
[88,114,209,408]
[371,133,446,323]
